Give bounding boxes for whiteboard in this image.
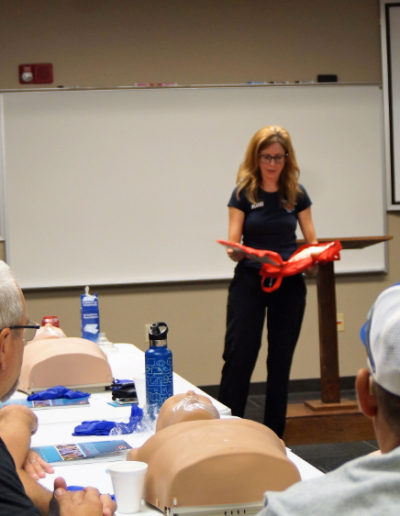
[381,0,400,209]
[0,85,386,288]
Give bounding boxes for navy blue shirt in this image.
[0,437,42,515]
[228,185,311,264]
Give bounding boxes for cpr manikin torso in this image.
[128,391,300,511]
[17,324,112,393]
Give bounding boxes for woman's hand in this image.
[23,449,54,480]
[226,248,245,262]
[303,263,318,277]
[303,250,321,277]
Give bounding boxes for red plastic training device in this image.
[217,239,342,293]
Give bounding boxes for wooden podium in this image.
[283,236,392,445]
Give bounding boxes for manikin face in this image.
[258,142,286,187]
[156,390,219,431]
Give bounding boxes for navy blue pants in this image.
[218,265,306,438]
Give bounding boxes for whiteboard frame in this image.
[0,96,6,240]
[380,0,400,210]
[0,84,387,288]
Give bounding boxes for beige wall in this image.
[0,0,381,88]
[1,0,397,388]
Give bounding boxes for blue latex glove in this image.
[67,486,115,502]
[73,420,117,436]
[73,404,143,436]
[111,378,133,387]
[66,486,115,502]
[27,386,90,401]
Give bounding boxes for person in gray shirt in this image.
[259,282,400,516]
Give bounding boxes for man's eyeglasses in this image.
[259,153,287,164]
[0,322,40,344]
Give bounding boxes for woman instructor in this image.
[218,125,317,438]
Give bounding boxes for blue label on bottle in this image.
[81,293,100,343]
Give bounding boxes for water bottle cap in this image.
[148,322,168,340]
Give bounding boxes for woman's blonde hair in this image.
[236,125,301,207]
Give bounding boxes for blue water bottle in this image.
[145,322,173,418]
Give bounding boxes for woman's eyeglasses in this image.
[259,153,287,164]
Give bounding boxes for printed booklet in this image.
[0,397,90,410]
[32,439,132,464]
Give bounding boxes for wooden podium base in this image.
[304,398,358,411]
[283,402,375,445]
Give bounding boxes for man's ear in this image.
[0,328,12,371]
[356,368,377,418]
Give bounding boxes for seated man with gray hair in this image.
[259,282,400,515]
[0,260,115,515]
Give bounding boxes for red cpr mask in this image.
[217,239,342,293]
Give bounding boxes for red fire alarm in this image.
[18,63,54,84]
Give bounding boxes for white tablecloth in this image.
[11,343,323,515]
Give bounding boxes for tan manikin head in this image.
[155,390,220,431]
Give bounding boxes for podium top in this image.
[297,236,392,250]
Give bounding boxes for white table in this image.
[12,343,323,515]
